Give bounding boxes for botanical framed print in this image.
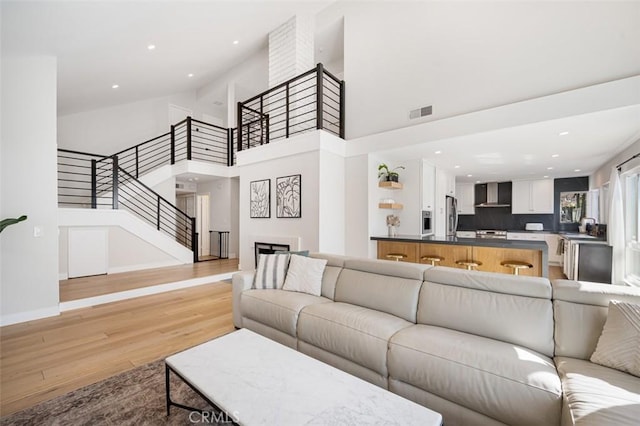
[250,179,270,218]
[276,174,301,218]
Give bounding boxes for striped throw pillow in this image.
[252,253,291,290]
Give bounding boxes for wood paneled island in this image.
[371,235,548,277]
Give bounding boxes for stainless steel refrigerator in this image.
[446,195,458,236]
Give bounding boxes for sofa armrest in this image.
[232,271,255,328]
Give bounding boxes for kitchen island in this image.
[371,235,548,277]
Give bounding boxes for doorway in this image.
[197,194,210,257]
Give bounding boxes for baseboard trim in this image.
[59,273,69,280]
[0,306,60,327]
[59,271,235,312]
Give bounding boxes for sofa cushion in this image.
[590,301,640,377]
[282,255,327,296]
[252,253,290,289]
[310,253,348,300]
[240,289,331,337]
[335,258,426,322]
[418,276,555,357]
[297,302,412,377]
[555,356,640,426]
[552,280,640,359]
[388,324,562,426]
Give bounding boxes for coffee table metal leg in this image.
[165,363,171,416]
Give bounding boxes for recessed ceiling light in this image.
[194,177,199,181]
[111,84,119,89]
[188,178,193,182]
[187,73,194,78]
[543,175,549,178]
[547,167,553,170]
[147,44,156,50]
[454,165,460,169]
[551,154,559,158]
[574,169,581,172]
[559,131,569,136]
[476,180,481,183]
[467,174,472,177]
[435,150,442,154]
[233,40,239,45]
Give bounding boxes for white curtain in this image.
[608,167,625,284]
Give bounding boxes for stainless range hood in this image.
[474,182,511,208]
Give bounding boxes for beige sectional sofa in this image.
[232,253,640,426]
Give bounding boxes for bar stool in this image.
[385,253,407,262]
[421,255,444,266]
[455,260,482,270]
[501,260,533,275]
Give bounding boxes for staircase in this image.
[57,63,345,267]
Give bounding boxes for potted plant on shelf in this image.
[378,164,405,182]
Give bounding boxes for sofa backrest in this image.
[310,253,348,300]
[419,266,555,357]
[334,258,430,323]
[552,279,640,360]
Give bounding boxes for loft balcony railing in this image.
[237,63,344,153]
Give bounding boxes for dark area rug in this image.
[1,360,226,425]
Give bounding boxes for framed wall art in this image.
[250,179,271,218]
[276,174,301,218]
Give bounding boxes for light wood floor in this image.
[0,281,235,417]
[549,265,566,280]
[60,258,239,302]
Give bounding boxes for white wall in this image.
[1,56,60,325]
[344,154,369,258]
[237,131,346,270]
[58,225,183,278]
[320,1,640,139]
[57,90,221,155]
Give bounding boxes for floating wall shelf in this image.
[378,203,404,210]
[378,181,403,189]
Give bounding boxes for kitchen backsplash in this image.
[458,209,554,231]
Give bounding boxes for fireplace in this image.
[254,242,291,266]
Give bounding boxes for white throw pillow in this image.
[282,255,327,296]
[252,253,290,290]
[590,301,640,377]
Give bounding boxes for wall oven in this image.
[422,210,433,236]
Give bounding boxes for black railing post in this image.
[170,125,176,164]
[339,80,346,139]
[316,63,324,130]
[135,146,139,178]
[186,116,192,160]
[91,159,97,209]
[191,217,198,263]
[156,196,161,230]
[265,114,270,145]
[227,128,234,166]
[285,83,290,138]
[259,97,264,145]
[112,156,119,210]
[237,102,243,152]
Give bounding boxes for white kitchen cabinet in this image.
[434,167,455,237]
[421,161,435,210]
[455,183,475,215]
[512,179,554,214]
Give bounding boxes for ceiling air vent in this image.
[409,105,433,119]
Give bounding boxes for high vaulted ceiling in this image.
[1,0,332,115]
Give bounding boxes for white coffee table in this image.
[165,329,442,425]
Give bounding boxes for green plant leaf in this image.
[0,215,27,233]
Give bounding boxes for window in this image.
[624,169,640,286]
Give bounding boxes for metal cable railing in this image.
[237,63,345,153]
[57,149,112,208]
[116,164,196,260]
